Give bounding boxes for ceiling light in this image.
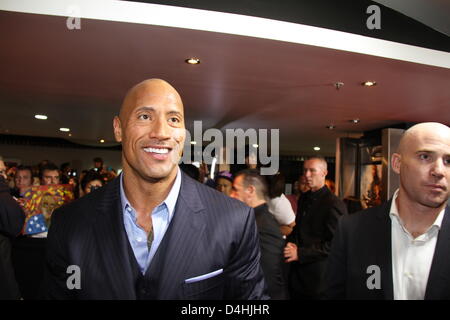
[35,114,48,120]
[363,81,377,87]
[252,144,259,148]
[326,125,335,130]
[314,147,321,151]
[59,128,70,132]
[68,133,72,137]
[185,58,200,65]
[190,141,197,145]
[334,82,344,90]
[100,139,105,143]
[350,119,360,124]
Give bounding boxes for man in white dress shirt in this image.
[325,122,450,300]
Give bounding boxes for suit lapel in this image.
[92,178,136,299]
[375,201,394,300]
[425,207,450,300]
[148,173,206,299]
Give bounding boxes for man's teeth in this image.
[144,147,169,154]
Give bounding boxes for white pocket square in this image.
[184,268,224,284]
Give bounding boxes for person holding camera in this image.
[80,170,104,196]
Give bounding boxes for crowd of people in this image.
[3,157,117,201]
[1,78,449,300]
[0,156,120,299]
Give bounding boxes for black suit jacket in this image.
[44,172,267,299]
[0,176,24,299]
[325,201,450,300]
[254,204,288,300]
[287,186,347,298]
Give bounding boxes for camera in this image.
[68,169,77,177]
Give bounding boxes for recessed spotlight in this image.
[252,144,259,148]
[190,141,197,145]
[350,119,360,124]
[334,82,344,90]
[314,147,321,151]
[326,125,335,130]
[363,81,377,87]
[185,58,200,65]
[100,139,105,143]
[59,128,70,132]
[68,133,72,137]
[35,114,48,120]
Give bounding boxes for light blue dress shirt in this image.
[120,168,181,274]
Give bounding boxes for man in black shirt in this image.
[285,157,347,299]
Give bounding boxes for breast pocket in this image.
[182,272,225,299]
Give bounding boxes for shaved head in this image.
[392,122,450,210]
[397,122,450,155]
[303,157,328,192]
[119,79,183,124]
[113,78,186,183]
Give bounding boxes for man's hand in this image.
[284,242,299,263]
[14,197,26,207]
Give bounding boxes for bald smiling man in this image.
[44,79,267,300]
[325,122,450,300]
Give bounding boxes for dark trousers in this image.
[11,236,47,300]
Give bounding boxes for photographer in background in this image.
[92,157,105,174]
[80,170,104,196]
[60,162,72,184]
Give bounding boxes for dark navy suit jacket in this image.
[0,176,25,299]
[44,172,268,299]
[325,201,450,299]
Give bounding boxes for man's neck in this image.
[123,168,177,217]
[251,198,266,208]
[310,183,325,193]
[395,189,445,238]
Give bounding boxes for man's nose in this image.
[431,159,445,178]
[150,117,170,140]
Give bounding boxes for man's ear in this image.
[391,153,401,174]
[247,185,256,197]
[113,116,122,142]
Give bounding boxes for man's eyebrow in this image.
[167,110,183,117]
[135,106,155,113]
[134,106,182,116]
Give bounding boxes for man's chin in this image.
[141,166,177,182]
[421,196,448,209]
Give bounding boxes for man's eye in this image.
[138,114,150,120]
[169,117,180,123]
[444,158,450,165]
[419,154,429,160]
